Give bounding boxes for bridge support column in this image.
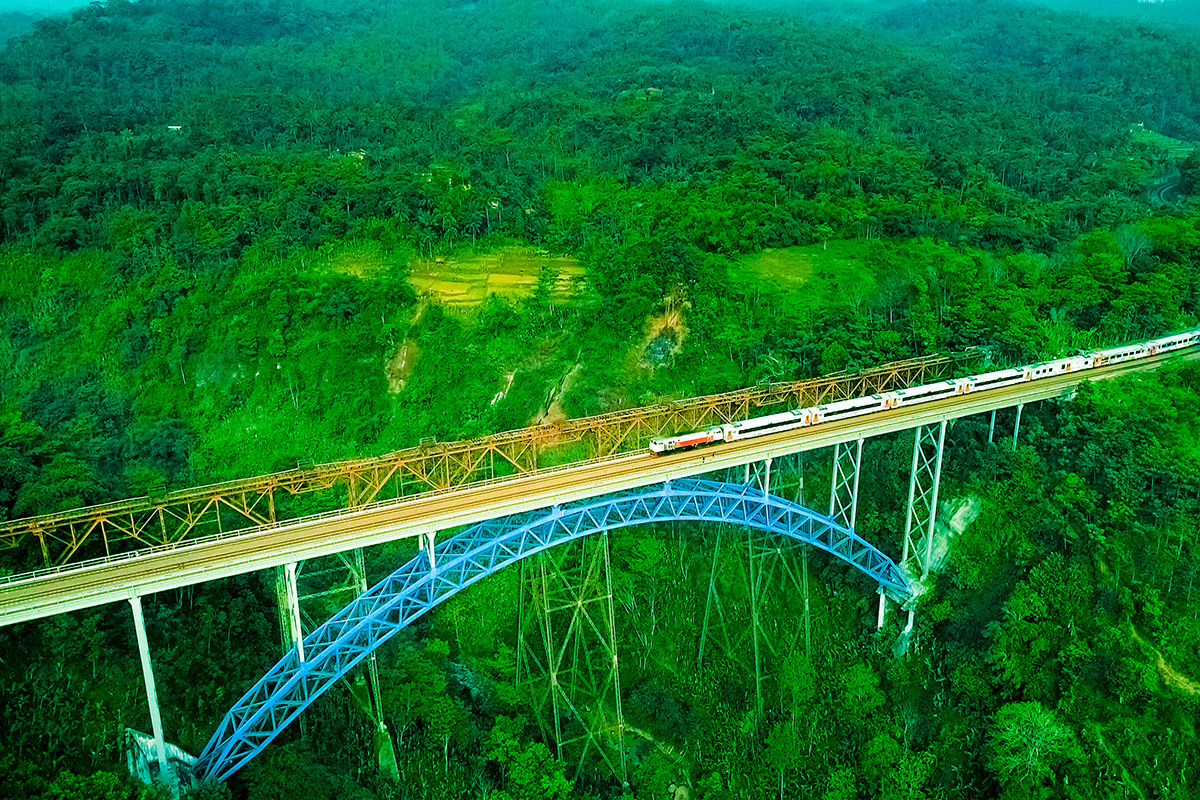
[901,421,947,581]
[744,459,775,721]
[767,450,805,505]
[747,524,764,721]
[745,458,772,494]
[343,549,388,735]
[421,532,437,575]
[698,519,807,717]
[1013,403,1024,447]
[988,409,996,445]
[421,532,437,569]
[877,589,887,630]
[803,547,812,660]
[516,531,626,782]
[289,550,396,777]
[829,438,863,530]
[697,530,723,668]
[276,563,304,661]
[129,595,171,785]
[348,549,398,781]
[420,532,438,603]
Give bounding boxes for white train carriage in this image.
[1024,355,1094,380]
[648,327,1199,455]
[1148,331,1199,355]
[1092,343,1147,366]
[813,393,891,424]
[889,380,956,405]
[971,367,1026,391]
[724,407,820,442]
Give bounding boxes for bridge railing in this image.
[0,446,646,587]
[0,350,980,569]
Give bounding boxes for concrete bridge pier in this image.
[275,563,305,661]
[128,595,174,789]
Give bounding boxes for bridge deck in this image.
[0,351,969,567]
[0,352,1192,627]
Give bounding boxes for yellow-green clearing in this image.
[1130,124,1196,158]
[733,240,875,312]
[312,241,584,307]
[407,247,583,307]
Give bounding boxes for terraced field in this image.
[407,247,584,307]
[321,241,584,307]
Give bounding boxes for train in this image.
[648,328,1200,454]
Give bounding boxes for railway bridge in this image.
[0,348,1189,788]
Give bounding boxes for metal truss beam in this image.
[901,422,947,580]
[2,353,971,567]
[192,479,910,782]
[744,459,772,494]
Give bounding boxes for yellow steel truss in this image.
[1,350,974,567]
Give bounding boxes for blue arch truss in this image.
[193,478,909,781]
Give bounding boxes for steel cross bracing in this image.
[829,439,864,531]
[0,352,971,568]
[517,534,626,781]
[191,478,909,782]
[901,422,947,580]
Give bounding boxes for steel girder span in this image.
[193,478,910,782]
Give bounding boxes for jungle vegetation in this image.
[0,0,1199,798]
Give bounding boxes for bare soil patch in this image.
[385,339,420,393]
[635,288,689,370]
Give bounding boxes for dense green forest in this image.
[1,0,1199,798]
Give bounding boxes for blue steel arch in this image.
[193,478,910,781]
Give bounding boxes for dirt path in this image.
[1127,622,1200,696]
[531,364,581,425]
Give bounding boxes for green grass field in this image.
[1130,124,1196,158]
[731,240,876,314]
